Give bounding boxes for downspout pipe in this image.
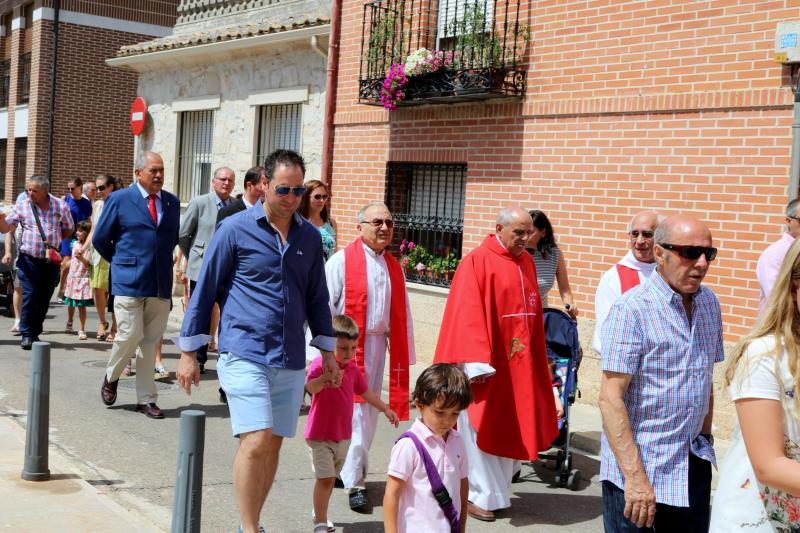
[790,74,800,201]
[45,0,60,182]
[320,0,342,185]
[310,35,327,59]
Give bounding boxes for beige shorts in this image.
[307,439,350,479]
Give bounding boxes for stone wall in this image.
[135,41,327,195]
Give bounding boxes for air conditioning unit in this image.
[776,21,800,63]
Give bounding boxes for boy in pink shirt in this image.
[305,315,398,532]
[384,363,473,533]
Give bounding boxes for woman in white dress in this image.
[711,238,800,532]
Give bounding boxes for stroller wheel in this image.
[567,469,582,491]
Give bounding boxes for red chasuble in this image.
[344,238,410,421]
[435,235,558,460]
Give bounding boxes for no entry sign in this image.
[130,97,147,136]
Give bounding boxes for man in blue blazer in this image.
[94,151,180,419]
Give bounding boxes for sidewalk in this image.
[0,414,162,532]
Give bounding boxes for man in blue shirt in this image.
[175,149,336,533]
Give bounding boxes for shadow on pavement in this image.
[340,521,384,532]
[506,491,603,527]
[104,403,230,419]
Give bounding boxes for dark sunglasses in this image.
[312,194,329,201]
[629,230,654,239]
[659,243,717,261]
[97,184,107,191]
[273,185,307,197]
[362,218,394,229]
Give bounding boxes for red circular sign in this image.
[130,97,147,136]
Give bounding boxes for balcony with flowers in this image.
[358,0,528,109]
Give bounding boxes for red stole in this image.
[344,238,410,421]
[616,264,641,294]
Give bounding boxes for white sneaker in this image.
[311,511,335,532]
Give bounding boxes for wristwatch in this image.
[700,433,714,445]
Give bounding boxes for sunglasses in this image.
[362,218,394,229]
[659,243,717,261]
[273,185,307,197]
[629,230,654,239]
[97,184,107,191]
[312,194,329,201]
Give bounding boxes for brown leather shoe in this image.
[136,403,164,419]
[468,502,496,522]
[101,376,118,406]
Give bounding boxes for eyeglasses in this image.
[629,230,654,239]
[273,185,307,197]
[789,216,800,222]
[659,243,718,261]
[361,218,394,229]
[312,194,329,201]
[215,177,234,183]
[97,184,107,191]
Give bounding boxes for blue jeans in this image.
[602,453,711,533]
[16,253,59,338]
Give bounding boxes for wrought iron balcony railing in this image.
[359,0,527,107]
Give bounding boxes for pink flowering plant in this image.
[381,48,455,110]
[398,239,460,281]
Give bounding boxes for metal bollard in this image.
[21,341,51,481]
[171,410,206,533]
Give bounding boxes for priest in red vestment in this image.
[435,206,559,521]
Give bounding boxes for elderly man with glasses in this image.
[592,210,661,354]
[323,202,415,511]
[598,214,723,532]
[178,165,235,373]
[756,198,800,312]
[175,149,337,533]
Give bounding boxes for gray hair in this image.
[496,206,530,226]
[787,199,800,218]
[27,175,50,192]
[82,182,93,194]
[357,202,390,222]
[135,150,159,170]
[628,210,665,232]
[654,221,671,244]
[213,166,234,180]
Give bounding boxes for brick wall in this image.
[27,19,146,193]
[331,0,798,341]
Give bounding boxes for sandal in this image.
[313,524,330,533]
[122,362,132,376]
[65,321,73,334]
[97,321,108,341]
[106,329,117,342]
[78,330,87,340]
[311,511,335,532]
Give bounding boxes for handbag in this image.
[30,200,62,265]
[396,431,460,533]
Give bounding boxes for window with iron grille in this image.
[176,110,214,203]
[0,60,10,108]
[13,137,26,193]
[254,103,302,166]
[385,163,466,287]
[18,52,30,104]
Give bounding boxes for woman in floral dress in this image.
[711,238,800,532]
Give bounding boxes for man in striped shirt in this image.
[598,214,723,533]
[0,175,74,349]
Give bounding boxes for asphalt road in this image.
[0,300,604,532]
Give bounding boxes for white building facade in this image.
[108,0,330,202]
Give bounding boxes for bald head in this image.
[654,215,712,246]
[495,206,534,256]
[654,215,715,300]
[629,210,660,263]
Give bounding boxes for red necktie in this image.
[148,194,158,225]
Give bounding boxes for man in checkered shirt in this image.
[598,214,724,533]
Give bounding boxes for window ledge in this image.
[406,281,450,296]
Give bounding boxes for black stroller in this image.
[521,307,583,490]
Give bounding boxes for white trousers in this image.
[340,333,387,489]
[105,296,171,404]
[459,410,515,511]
